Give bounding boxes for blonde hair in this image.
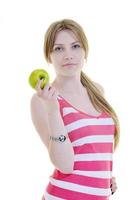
[43,18,120,151]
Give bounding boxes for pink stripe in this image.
[68,125,115,141]
[52,171,111,188]
[74,143,113,154]
[46,182,110,200]
[64,112,88,123]
[74,161,112,171]
[54,98,113,200]
[68,128,114,142]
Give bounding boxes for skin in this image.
[50,29,86,95]
[111,176,117,194]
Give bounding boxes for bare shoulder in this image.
[30,93,48,124]
[30,93,45,116]
[31,93,42,105]
[30,93,46,112]
[93,82,105,95]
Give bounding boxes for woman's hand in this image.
[110,176,117,195]
[35,78,60,114]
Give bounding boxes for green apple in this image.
[28,68,50,89]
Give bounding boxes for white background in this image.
[0,0,133,199]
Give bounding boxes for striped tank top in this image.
[43,94,115,200]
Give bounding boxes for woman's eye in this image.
[72,44,80,49]
[54,47,63,51]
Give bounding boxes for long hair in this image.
[43,18,120,151]
[80,71,120,151]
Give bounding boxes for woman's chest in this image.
[63,95,101,116]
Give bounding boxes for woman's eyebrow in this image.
[54,41,80,46]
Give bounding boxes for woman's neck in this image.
[51,76,86,95]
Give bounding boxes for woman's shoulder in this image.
[30,93,45,110]
[31,93,40,103]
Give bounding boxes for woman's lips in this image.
[63,63,76,67]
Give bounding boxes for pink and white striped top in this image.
[43,95,115,200]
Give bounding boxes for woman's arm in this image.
[30,94,74,174]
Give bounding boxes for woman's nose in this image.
[64,50,73,60]
[64,56,73,60]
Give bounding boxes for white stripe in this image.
[72,135,114,146]
[62,107,78,115]
[65,118,114,133]
[49,177,111,196]
[74,153,113,161]
[44,190,65,200]
[73,170,112,179]
[63,107,103,117]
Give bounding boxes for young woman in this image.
[30,19,119,200]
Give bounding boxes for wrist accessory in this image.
[49,134,68,142]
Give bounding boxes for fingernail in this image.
[112,192,114,195]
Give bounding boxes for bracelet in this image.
[49,134,68,142]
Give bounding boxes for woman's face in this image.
[50,29,85,77]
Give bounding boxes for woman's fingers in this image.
[46,86,56,99]
[35,79,44,96]
[35,78,42,90]
[110,176,117,195]
[41,195,45,200]
[35,78,57,99]
[35,79,49,95]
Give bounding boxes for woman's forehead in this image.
[54,29,79,44]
